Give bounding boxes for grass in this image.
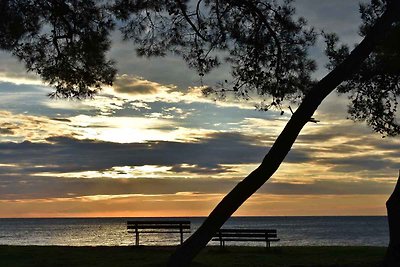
[0,245,386,267]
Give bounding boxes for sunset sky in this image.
[0,0,399,217]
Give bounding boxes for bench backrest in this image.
[214,229,277,238]
[127,220,191,230]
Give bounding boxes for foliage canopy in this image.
[1,0,399,135]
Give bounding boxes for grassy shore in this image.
[0,245,386,267]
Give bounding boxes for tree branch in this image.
[176,0,208,41]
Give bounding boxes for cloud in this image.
[0,120,398,181]
[0,174,394,201]
[0,126,14,135]
[0,131,316,178]
[51,118,72,123]
[169,164,235,175]
[0,132,265,173]
[321,155,399,173]
[113,75,163,95]
[0,110,76,142]
[260,179,394,196]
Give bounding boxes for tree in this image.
[386,171,400,266]
[1,0,400,266]
[0,0,116,98]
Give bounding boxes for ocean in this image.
[0,216,389,247]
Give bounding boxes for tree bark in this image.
[167,3,400,266]
[385,170,400,267]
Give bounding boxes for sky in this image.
[0,0,399,218]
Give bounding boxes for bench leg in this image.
[135,228,139,246]
[180,227,183,244]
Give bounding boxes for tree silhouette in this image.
[1,0,116,98]
[1,0,400,266]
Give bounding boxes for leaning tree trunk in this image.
[385,170,400,266]
[167,3,400,267]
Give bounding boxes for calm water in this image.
[0,216,389,247]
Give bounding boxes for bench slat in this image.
[216,229,276,233]
[127,221,190,224]
[128,225,190,229]
[128,231,191,234]
[213,233,277,238]
[212,238,279,242]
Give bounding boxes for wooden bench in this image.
[212,229,280,248]
[127,220,190,246]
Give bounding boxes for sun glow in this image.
[67,115,212,143]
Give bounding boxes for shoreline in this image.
[0,245,386,266]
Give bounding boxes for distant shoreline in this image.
[0,245,386,267]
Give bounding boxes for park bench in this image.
[212,228,280,248]
[127,220,191,246]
